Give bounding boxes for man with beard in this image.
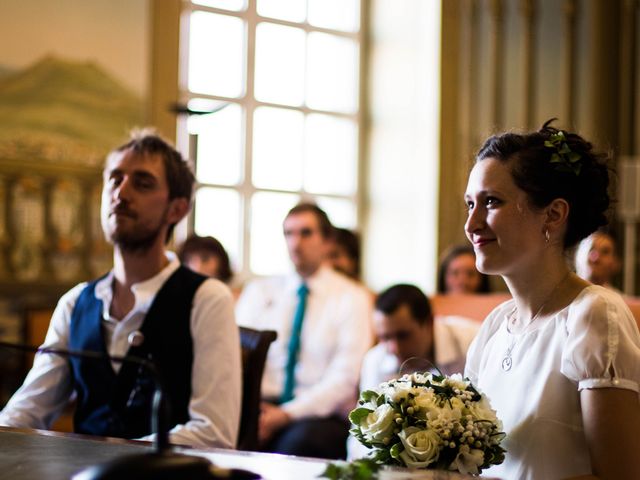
[0,131,241,449]
[235,203,373,459]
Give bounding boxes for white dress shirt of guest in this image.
[235,203,373,458]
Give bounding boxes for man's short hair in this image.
[375,284,433,326]
[285,202,334,239]
[109,129,195,203]
[107,129,195,241]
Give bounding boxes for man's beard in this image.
[104,210,168,253]
[108,225,164,253]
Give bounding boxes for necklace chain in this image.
[501,271,571,371]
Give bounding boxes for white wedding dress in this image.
[465,285,640,480]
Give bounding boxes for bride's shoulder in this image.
[568,284,626,313]
[478,299,516,334]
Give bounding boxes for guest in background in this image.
[437,244,491,294]
[0,131,241,449]
[348,284,478,459]
[235,202,373,459]
[178,234,233,284]
[574,230,621,291]
[360,284,478,390]
[327,227,362,282]
[464,120,640,479]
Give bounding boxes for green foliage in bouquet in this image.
[320,459,381,480]
[347,372,506,475]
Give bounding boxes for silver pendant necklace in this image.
[501,272,571,371]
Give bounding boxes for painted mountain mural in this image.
[0,55,144,167]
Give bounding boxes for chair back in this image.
[237,326,277,451]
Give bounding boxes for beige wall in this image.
[440,0,640,293]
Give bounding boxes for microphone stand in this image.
[0,341,260,480]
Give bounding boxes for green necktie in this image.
[280,283,309,404]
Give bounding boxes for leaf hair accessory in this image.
[544,131,582,175]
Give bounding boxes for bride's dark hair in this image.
[475,119,611,248]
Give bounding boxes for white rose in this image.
[413,391,437,419]
[411,372,431,384]
[428,400,462,425]
[443,374,469,391]
[449,444,484,475]
[467,396,498,421]
[382,381,416,403]
[397,426,441,468]
[360,404,396,442]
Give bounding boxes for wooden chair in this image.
[431,293,512,323]
[237,326,277,451]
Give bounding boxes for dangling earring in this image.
[544,229,550,243]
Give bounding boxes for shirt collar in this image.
[95,251,181,319]
[285,263,332,295]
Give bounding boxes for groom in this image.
[0,131,241,449]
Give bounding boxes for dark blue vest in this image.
[68,266,207,439]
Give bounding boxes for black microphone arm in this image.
[0,340,170,453]
[0,340,261,479]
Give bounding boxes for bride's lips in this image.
[473,238,495,247]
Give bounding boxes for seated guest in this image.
[235,203,373,459]
[178,234,233,284]
[348,283,478,459]
[574,230,621,291]
[327,227,362,282]
[437,244,491,294]
[0,131,241,449]
[360,284,479,391]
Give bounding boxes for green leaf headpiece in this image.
[544,131,582,176]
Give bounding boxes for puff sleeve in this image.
[561,287,640,392]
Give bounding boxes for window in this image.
[178,0,363,278]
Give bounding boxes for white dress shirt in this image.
[235,265,373,420]
[0,253,242,449]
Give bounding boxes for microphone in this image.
[0,340,260,480]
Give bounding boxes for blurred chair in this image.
[237,326,277,451]
[431,293,512,323]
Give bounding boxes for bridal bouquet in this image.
[348,372,505,476]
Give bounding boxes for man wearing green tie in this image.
[235,203,373,459]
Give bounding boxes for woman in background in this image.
[327,227,362,282]
[437,244,491,294]
[464,120,640,479]
[177,235,233,284]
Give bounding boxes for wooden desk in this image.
[0,427,498,480]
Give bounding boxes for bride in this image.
[463,120,640,480]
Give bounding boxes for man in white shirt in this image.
[360,284,479,391]
[0,131,241,449]
[235,203,373,459]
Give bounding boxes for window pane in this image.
[188,102,243,186]
[257,0,305,22]
[308,0,360,32]
[304,113,357,195]
[194,187,242,270]
[192,0,246,11]
[316,196,357,228]
[250,191,300,275]
[254,22,305,106]
[306,32,359,113]
[252,107,304,190]
[188,11,245,98]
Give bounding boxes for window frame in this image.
[175,0,368,280]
